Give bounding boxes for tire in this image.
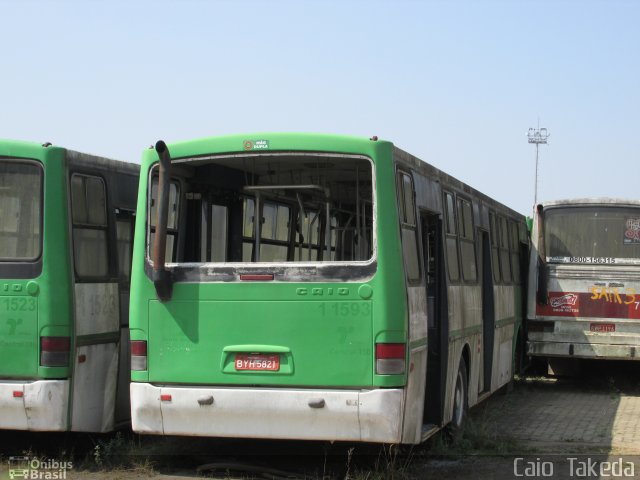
[447,358,469,440]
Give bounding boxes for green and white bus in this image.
[130,134,528,443]
[527,198,640,373]
[0,140,139,432]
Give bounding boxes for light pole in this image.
[528,126,550,205]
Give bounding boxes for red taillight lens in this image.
[131,340,147,356]
[131,340,148,371]
[240,274,274,281]
[40,336,70,367]
[375,343,406,375]
[376,343,406,359]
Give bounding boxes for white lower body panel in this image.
[528,340,640,360]
[0,380,69,431]
[131,383,404,443]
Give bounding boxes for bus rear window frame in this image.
[542,204,640,264]
[143,152,378,282]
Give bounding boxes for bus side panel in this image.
[70,282,120,432]
[73,283,119,335]
[493,285,515,390]
[401,343,427,443]
[71,343,118,431]
[400,283,427,442]
[443,336,465,425]
[447,285,481,407]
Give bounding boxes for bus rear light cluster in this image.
[131,340,148,371]
[40,337,70,367]
[375,343,406,375]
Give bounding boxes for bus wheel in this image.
[447,358,468,440]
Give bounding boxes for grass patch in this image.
[345,445,420,480]
[426,406,523,457]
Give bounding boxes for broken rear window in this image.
[147,153,375,264]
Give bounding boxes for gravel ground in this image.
[2,360,640,479]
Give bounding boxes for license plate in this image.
[590,323,615,332]
[235,354,280,371]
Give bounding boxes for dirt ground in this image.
[2,360,640,479]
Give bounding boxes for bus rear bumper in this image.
[528,341,640,360]
[131,383,404,443]
[0,380,69,431]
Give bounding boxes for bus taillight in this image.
[131,340,148,371]
[40,337,70,367]
[375,343,406,375]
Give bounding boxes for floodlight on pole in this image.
[528,126,550,206]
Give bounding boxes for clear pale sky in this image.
[2,0,638,215]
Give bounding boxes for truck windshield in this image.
[544,206,640,264]
[147,153,374,264]
[0,161,42,261]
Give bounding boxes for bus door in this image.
[69,172,120,432]
[479,229,495,393]
[422,211,447,426]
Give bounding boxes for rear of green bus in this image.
[130,134,409,442]
[0,141,73,430]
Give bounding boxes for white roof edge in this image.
[537,197,640,208]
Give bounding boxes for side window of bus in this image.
[489,212,501,283]
[509,220,521,283]
[260,202,290,262]
[328,216,338,261]
[499,216,512,283]
[519,222,528,244]
[294,209,321,262]
[242,197,255,261]
[210,204,228,262]
[115,211,135,282]
[457,197,477,282]
[444,191,460,282]
[71,174,109,279]
[397,171,421,283]
[149,180,179,263]
[242,197,295,262]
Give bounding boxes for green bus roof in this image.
[0,139,63,160]
[140,133,392,166]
